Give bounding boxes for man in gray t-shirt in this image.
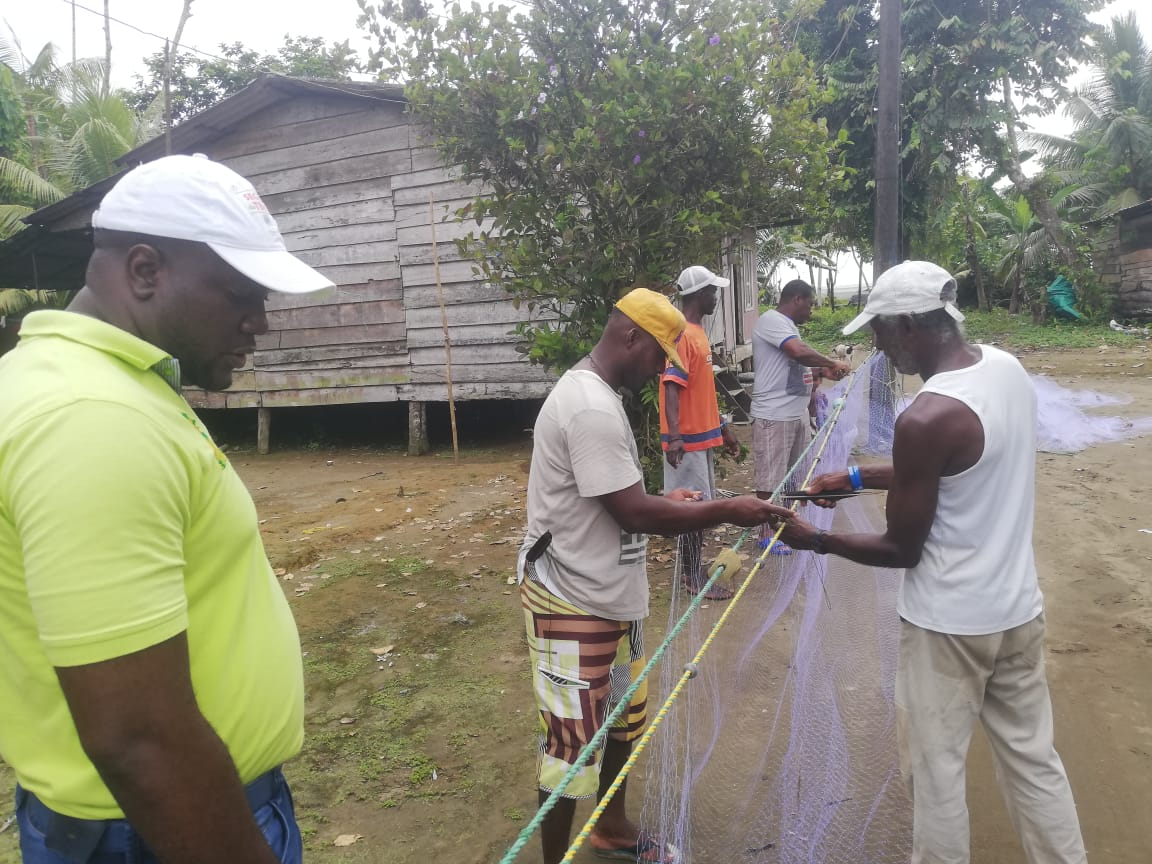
[751,280,849,550]
[517,289,792,864]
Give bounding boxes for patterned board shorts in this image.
[520,577,648,799]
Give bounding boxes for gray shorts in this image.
[662,448,716,501]
[752,418,810,495]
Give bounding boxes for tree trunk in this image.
[1000,76,1077,271]
[1031,296,1047,324]
[964,215,989,312]
[1008,268,1022,315]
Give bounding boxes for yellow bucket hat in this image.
[615,288,687,371]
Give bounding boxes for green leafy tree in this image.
[917,175,1009,312]
[805,0,1104,265]
[128,36,362,123]
[360,0,844,371]
[1033,12,1152,220]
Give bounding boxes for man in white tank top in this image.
[780,261,1087,864]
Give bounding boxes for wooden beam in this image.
[257,407,271,455]
[249,149,413,197]
[222,123,411,177]
[260,178,393,215]
[265,279,402,312]
[274,198,395,235]
[408,401,430,456]
[278,321,407,349]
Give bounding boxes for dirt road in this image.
[0,347,1148,863]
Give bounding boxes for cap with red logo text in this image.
[92,154,333,295]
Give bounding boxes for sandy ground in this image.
[0,346,1149,863]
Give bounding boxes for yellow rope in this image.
[560,371,859,863]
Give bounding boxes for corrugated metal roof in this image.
[23,171,125,228]
[118,75,408,166]
[1115,198,1152,221]
[1084,197,1152,226]
[19,75,409,231]
[0,226,92,292]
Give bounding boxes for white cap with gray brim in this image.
[676,265,730,296]
[92,154,335,295]
[841,260,964,335]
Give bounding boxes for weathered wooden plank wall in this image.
[183,91,554,409]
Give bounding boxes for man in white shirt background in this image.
[751,279,849,551]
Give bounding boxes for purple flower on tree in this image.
[632,154,642,165]
[724,75,732,82]
[638,130,646,138]
[709,34,721,46]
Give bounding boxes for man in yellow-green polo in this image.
[0,154,333,863]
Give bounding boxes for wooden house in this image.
[0,75,760,449]
[1097,199,1152,319]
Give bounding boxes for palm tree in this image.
[990,195,1056,317]
[1,33,140,240]
[1032,12,1152,221]
[924,176,997,312]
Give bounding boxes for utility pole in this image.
[873,0,901,281]
[102,0,112,95]
[868,0,901,454]
[164,2,195,155]
[71,0,77,65]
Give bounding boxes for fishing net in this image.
[637,351,1152,864]
[639,354,908,864]
[1031,375,1152,453]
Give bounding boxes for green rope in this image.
[497,359,872,864]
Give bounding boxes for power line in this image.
[53,0,412,108]
[56,0,238,67]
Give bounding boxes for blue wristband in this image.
[848,465,863,491]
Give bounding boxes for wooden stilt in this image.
[408,401,430,456]
[257,407,271,455]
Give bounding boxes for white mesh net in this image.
[636,351,1152,864]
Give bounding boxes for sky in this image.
[4,0,1150,129]
[4,0,1150,292]
[2,0,374,88]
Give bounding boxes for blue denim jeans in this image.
[14,768,302,864]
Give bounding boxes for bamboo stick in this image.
[430,194,459,460]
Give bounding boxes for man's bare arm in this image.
[781,339,850,376]
[599,482,792,536]
[56,634,281,864]
[805,464,895,497]
[818,413,944,567]
[781,396,981,567]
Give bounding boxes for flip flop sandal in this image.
[681,578,733,601]
[593,832,681,863]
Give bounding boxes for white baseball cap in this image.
[676,265,730,296]
[92,154,334,295]
[842,260,964,335]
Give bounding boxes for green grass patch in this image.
[288,550,533,847]
[801,305,1140,353]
